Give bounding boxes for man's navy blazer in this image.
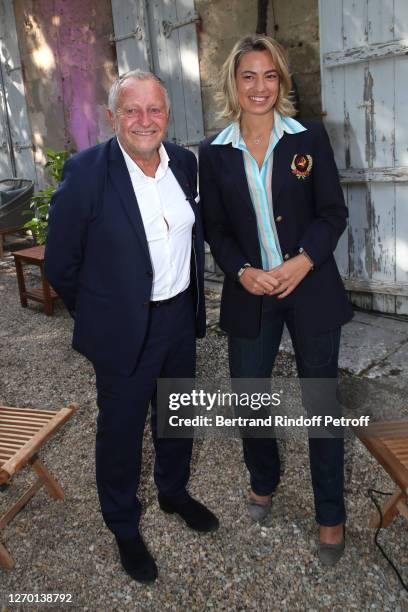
[199,120,353,338]
[45,137,205,376]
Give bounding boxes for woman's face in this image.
[236,50,280,118]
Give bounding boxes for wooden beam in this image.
[324,39,408,68]
[342,278,408,298]
[339,167,408,183]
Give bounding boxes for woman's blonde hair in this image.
[218,34,295,121]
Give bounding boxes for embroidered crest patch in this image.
[291,154,313,179]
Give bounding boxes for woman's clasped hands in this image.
[239,253,312,298]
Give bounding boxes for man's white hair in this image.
[108,69,170,113]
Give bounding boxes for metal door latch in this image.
[4,62,22,76]
[162,11,200,38]
[110,26,144,44]
[13,141,32,153]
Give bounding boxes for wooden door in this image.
[0,0,36,182]
[111,0,204,150]
[319,0,408,314]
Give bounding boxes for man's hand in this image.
[239,266,281,296]
[268,254,313,299]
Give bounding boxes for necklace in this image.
[252,136,263,145]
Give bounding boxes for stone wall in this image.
[196,0,321,136]
[14,0,116,181]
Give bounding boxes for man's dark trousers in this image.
[94,288,195,541]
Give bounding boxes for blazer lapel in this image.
[108,138,152,269]
[272,134,289,204]
[219,145,256,220]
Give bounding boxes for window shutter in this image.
[0,0,36,181]
[111,0,204,147]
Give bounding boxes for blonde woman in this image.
[199,35,353,566]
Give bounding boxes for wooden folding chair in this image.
[0,403,78,569]
[355,420,408,528]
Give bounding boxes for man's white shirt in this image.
[118,140,194,301]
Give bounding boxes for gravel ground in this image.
[1,244,408,611]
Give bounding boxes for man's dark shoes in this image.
[158,493,219,532]
[115,535,158,583]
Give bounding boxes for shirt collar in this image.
[117,138,169,180]
[211,110,307,148]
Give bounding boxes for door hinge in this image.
[162,11,200,38]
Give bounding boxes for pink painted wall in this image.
[14,0,117,165]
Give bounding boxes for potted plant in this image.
[24,149,70,245]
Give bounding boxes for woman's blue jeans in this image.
[228,298,345,527]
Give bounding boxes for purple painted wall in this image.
[15,0,117,163]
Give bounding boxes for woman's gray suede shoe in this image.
[318,527,345,566]
[247,498,272,522]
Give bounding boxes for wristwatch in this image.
[237,263,251,280]
[298,247,314,270]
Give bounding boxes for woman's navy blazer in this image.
[199,120,353,338]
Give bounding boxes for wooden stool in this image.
[0,403,78,569]
[356,420,408,528]
[13,245,59,315]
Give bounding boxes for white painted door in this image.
[319,0,408,315]
[0,0,36,182]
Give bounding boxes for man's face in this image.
[109,78,169,161]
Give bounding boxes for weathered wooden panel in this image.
[369,54,395,314]
[394,51,408,315]
[394,29,408,312]
[348,183,371,280]
[343,0,368,49]
[111,0,151,74]
[344,63,367,169]
[370,59,394,169]
[112,0,204,148]
[320,0,408,314]
[174,0,204,147]
[348,183,373,310]
[319,0,348,275]
[371,183,396,313]
[319,0,343,53]
[147,0,203,146]
[340,167,408,183]
[0,71,13,178]
[368,0,394,44]
[322,66,345,168]
[343,278,408,296]
[0,0,36,181]
[147,0,186,144]
[324,39,408,68]
[395,184,408,314]
[395,56,408,168]
[394,0,408,39]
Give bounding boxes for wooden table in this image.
[13,245,59,315]
[356,420,408,528]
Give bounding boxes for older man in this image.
[45,70,218,583]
